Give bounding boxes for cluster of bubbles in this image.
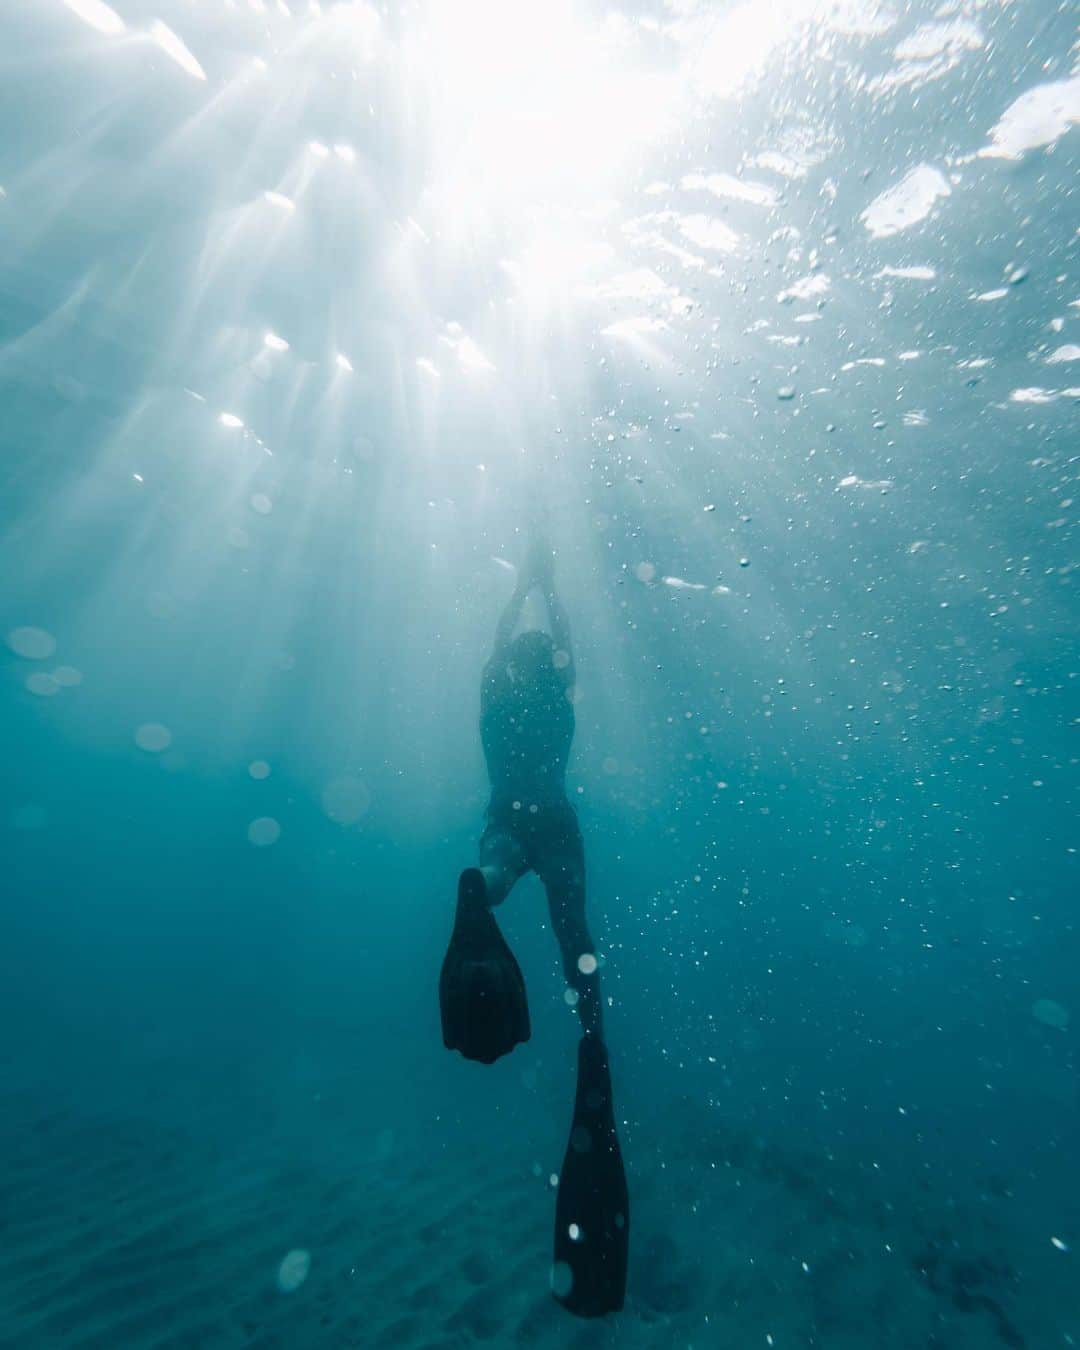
[6,627,83,698]
[243,775,371,849]
[8,622,376,857]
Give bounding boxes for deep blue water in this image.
[1,1,1077,1346]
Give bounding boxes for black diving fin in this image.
[440,868,531,1064]
[552,1035,629,1316]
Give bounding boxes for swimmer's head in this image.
[508,630,556,685]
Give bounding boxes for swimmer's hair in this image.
[510,629,555,660]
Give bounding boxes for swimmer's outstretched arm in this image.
[492,570,529,658]
[530,541,576,687]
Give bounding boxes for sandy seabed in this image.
[0,1040,1072,1350]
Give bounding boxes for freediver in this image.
[439,539,629,1317]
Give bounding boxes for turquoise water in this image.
[1,1,1077,1346]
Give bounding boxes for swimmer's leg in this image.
[478,819,528,907]
[538,824,603,1040]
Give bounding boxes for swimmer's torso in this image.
[481,661,574,808]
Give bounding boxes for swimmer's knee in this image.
[480,863,513,907]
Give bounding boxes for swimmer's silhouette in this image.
[439,539,628,1317]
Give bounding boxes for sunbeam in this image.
[2,0,1079,1342]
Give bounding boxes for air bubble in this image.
[550,1261,574,1298]
[135,723,172,752]
[1032,999,1069,1030]
[248,817,281,847]
[26,673,60,697]
[7,627,56,660]
[277,1249,310,1292]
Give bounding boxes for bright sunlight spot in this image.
[409,0,676,226]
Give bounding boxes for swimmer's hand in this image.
[524,538,555,589]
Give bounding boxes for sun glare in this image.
[410,0,676,224]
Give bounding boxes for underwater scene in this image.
[1,0,1078,1346]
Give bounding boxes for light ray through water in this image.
[1,0,1078,1341]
